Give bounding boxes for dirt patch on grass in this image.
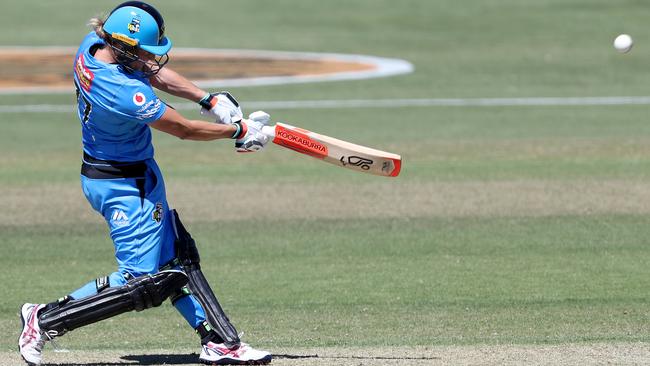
[4,180,650,226]
[3,343,649,365]
[0,49,373,88]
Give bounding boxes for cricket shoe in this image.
[199,341,272,365]
[18,303,48,366]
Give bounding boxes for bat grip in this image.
[261,125,276,138]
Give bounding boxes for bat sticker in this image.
[340,156,373,170]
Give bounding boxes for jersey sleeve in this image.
[112,81,167,124]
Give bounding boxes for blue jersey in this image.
[73,32,166,162]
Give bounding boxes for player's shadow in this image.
[122,353,201,364]
[124,353,201,364]
[275,354,440,361]
[45,352,440,365]
[44,353,314,365]
[121,354,320,364]
[43,353,200,366]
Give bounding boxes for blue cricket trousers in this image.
[72,155,206,328]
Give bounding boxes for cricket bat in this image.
[261,122,401,177]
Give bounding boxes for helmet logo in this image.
[133,92,146,106]
[127,15,141,34]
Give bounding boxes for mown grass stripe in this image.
[4,96,650,113]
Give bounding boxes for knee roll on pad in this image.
[39,270,188,335]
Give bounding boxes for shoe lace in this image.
[43,330,64,352]
[26,329,60,353]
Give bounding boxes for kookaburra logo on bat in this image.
[340,156,373,170]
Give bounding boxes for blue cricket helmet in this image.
[103,1,172,56]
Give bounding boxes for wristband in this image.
[198,93,215,109]
[231,121,248,139]
[231,122,242,139]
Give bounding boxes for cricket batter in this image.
[18,2,272,365]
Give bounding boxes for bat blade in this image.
[263,122,401,177]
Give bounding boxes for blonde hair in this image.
[88,14,108,39]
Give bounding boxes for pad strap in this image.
[39,270,188,336]
[159,258,181,271]
[170,286,192,305]
[195,321,222,345]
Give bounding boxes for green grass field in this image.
[2,0,650,364]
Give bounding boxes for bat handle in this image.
[261,125,276,138]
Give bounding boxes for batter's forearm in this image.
[182,120,239,141]
[153,119,237,141]
[150,67,206,102]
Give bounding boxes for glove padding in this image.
[235,111,271,153]
[199,92,243,124]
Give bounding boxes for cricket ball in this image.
[614,34,633,53]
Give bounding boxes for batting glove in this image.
[199,91,243,124]
[234,111,271,153]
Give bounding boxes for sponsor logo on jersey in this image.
[111,209,130,227]
[74,54,94,92]
[133,92,146,106]
[136,98,162,120]
[152,202,163,223]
